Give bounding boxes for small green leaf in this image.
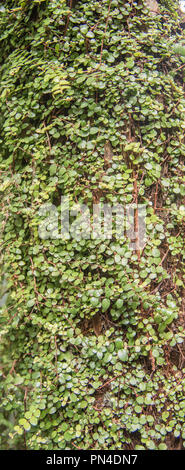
[30,416,38,426]
[118,349,128,362]
[102,298,110,312]
[19,419,31,431]
[27,299,35,308]
[116,299,123,309]
[90,297,99,307]
[14,425,23,436]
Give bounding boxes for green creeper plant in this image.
[0,0,185,451]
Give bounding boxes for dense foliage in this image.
[0,0,185,450]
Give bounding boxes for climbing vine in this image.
[0,0,185,450]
